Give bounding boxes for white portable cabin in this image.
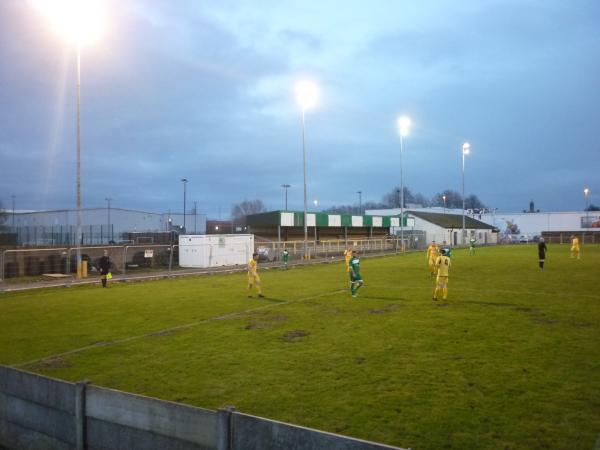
[178,234,254,268]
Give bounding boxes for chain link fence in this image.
[0,237,416,282]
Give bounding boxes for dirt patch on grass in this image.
[281,329,310,342]
[245,314,288,330]
[368,304,400,314]
[31,357,72,370]
[355,356,365,364]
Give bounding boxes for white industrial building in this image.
[478,211,600,237]
[6,208,207,245]
[367,208,498,246]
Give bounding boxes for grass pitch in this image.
[1,245,599,449]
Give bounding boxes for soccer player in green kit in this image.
[282,249,289,270]
[348,250,364,298]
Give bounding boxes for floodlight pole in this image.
[11,194,15,229]
[282,184,291,210]
[181,178,188,232]
[461,143,471,245]
[194,200,198,233]
[399,134,405,251]
[357,190,362,215]
[76,44,82,277]
[105,197,112,243]
[301,109,308,260]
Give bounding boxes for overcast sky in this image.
[1,0,599,217]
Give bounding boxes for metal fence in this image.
[0,238,413,282]
[5,225,116,246]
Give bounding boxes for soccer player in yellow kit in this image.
[570,235,580,259]
[433,248,451,301]
[247,252,264,298]
[344,247,353,279]
[426,240,439,277]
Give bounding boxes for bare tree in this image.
[382,186,415,208]
[231,199,266,220]
[464,194,486,210]
[432,190,462,208]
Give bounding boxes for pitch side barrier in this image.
[0,238,414,283]
[0,364,407,450]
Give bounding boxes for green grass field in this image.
[1,245,599,450]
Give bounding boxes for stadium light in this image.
[584,187,590,221]
[181,179,188,232]
[442,195,447,214]
[462,142,471,243]
[282,184,291,210]
[295,80,319,260]
[35,0,106,278]
[357,191,362,215]
[397,115,411,251]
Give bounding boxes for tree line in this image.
[325,186,487,215]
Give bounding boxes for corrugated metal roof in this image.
[409,210,497,230]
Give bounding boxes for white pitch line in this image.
[15,289,347,369]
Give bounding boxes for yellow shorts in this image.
[248,274,261,284]
[571,246,579,252]
[436,275,449,286]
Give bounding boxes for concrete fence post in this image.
[75,380,89,450]
[217,405,235,450]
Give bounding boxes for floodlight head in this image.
[397,116,411,137]
[295,80,318,111]
[34,0,106,46]
[462,142,471,155]
[584,187,589,196]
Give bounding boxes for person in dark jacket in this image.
[99,250,111,288]
[538,237,547,270]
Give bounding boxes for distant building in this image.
[5,208,207,246]
[367,208,498,246]
[245,210,405,242]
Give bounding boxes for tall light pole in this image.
[105,197,112,243]
[282,184,291,210]
[584,187,590,210]
[462,142,471,243]
[181,178,188,232]
[442,194,447,214]
[36,0,106,278]
[397,116,411,251]
[295,80,318,260]
[357,191,362,215]
[194,200,198,233]
[584,187,590,224]
[11,194,15,229]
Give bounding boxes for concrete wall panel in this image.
[86,417,212,450]
[0,366,75,413]
[86,386,216,447]
[0,418,73,450]
[231,412,405,450]
[0,392,75,445]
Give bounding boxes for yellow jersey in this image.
[344,249,353,272]
[435,255,451,277]
[571,237,579,248]
[248,258,258,277]
[427,244,439,261]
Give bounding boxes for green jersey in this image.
[349,256,362,280]
[469,239,476,247]
[282,251,289,262]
